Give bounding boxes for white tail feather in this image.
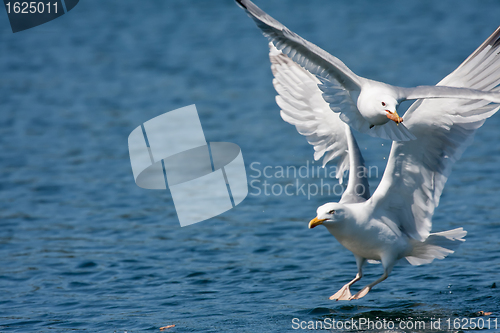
[406,228,467,266]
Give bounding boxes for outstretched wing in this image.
[270,45,369,200]
[370,27,500,241]
[236,0,363,90]
[397,85,500,104]
[270,44,350,181]
[237,0,416,141]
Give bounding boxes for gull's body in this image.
[324,204,411,262]
[237,0,500,142]
[237,0,500,299]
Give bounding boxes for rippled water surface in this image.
[1,1,500,332]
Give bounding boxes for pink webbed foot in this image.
[329,284,352,301]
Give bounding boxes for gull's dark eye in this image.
[328,210,335,214]
[381,102,386,106]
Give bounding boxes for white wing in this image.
[237,0,416,141]
[340,124,370,203]
[270,44,350,181]
[397,85,500,104]
[370,27,500,241]
[270,45,371,200]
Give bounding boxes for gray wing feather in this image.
[236,0,363,91]
[398,85,500,103]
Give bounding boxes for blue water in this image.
[1,0,500,332]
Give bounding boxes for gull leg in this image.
[349,272,388,300]
[350,256,395,300]
[330,256,365,301]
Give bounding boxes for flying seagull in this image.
[261,21,500,299]
[236,0,500,142]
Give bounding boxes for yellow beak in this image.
[309,217,327,229]
[386,110,403,124]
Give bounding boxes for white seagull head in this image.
[309,202,349,228]
[357,87,402,127]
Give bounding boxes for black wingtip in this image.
[235,0,247,10]
[493,36,500,48]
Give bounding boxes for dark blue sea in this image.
[1,0,500,332]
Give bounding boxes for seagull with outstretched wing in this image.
[237,0,500,142]
[266,25,500,299]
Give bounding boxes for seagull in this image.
[236,0,500,142]
[246,6,500,299]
